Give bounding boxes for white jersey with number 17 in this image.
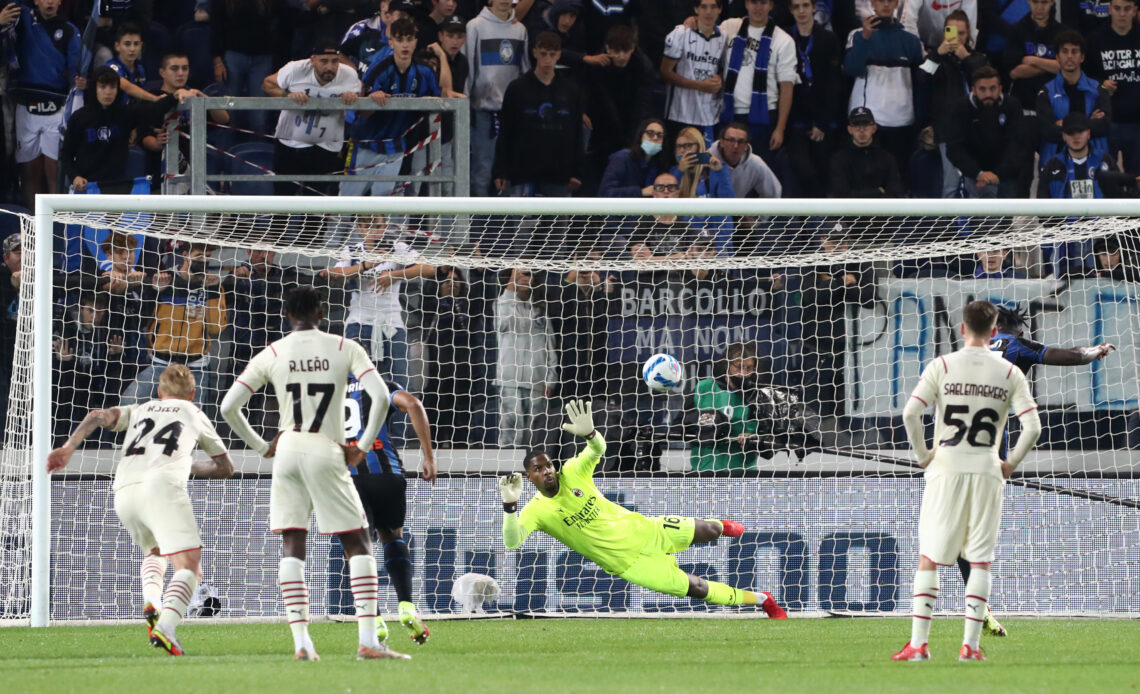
[908,346,1038,479]
[235,329,378,445]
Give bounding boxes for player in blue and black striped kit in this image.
[331,376,438,646]
[955,304,1115,638]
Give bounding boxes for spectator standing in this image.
[263,44,362,197]
[211,0,281,132]
[971,248,1024,277]
[417,0,458,48]
[661,0,727,143]
[53,293,124,444]
[106,22,156,104]
[220,249,301,432]
[122,242,227,409]
[139,52,231,192]
[1036,31,1112,166]
[463,0,530,196]
[944,65,1027,197]
[340,0,393,72]
[828,107,904,196]
[719,0,798,181]
[923,10,989,197]
[1087,0,1140,171]
[903,0,979,49]
[1061,0,1111,35]
[0,0,83,209]
[598,118,672,197]
[786,0,842,197]
[797,231,876,419]
[321,215,436,393]
[581,25,655,186]
[495,268,557,447]
[421,265,474,445]
[61,67,176,194]
[843,0,926,179]
[341,19,442,198]
[437,14,470,198]
[525,0,590,67]
[1004,0,1067,116]
[493,31,587,197]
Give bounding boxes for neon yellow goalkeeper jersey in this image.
[517,434,654,575]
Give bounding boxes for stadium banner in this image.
[47,478,1140,620]
[849,278,1140,416]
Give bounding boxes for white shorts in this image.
[114,478,202,556]
[269,433,368,535]
[919,472,1004,565]
[15,105,63,163]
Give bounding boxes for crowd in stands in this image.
[0,0,1137,469]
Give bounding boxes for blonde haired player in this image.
[47,365,234,656]
[893,300,1042,662]
[220,285,408,662]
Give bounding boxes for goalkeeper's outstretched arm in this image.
[499,473,532,550]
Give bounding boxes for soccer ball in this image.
[642,353,683,393]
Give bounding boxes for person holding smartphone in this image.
[922,11,990,197]
[669,127,735,253]
[843,0,925,188]
[902,0,979,50]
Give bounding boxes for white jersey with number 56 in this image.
[235,330,385,446]
[908,346,1038,478]
[110,399,227,491]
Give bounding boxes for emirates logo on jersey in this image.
[572,488,584,497]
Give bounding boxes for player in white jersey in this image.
[662,0,728,138]
[220,285,409,662]
[47,365,234,656]
[893,300,1041,663]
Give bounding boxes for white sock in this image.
[280,557,311,652]
[156,568,197,633]
[963,566,991,649]
[349,554,380,649]
[140,555,167,610]
[910,569,938,649]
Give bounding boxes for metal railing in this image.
[165,96,470,196]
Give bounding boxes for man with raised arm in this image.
[220,286,408,662]
[47,365,234,656]
[952,303,1117,637]
[893,300,1042,663]
[498,399,788,617]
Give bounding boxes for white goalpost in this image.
[4,194,1140,626]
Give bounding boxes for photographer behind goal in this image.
[683,341,816,471]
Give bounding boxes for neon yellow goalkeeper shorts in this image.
[618,516,696,598]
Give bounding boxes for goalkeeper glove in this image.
[561,399,595,438]
[499,473,523,513]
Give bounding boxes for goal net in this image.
[3,195,1139,624]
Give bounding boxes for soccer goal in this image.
[3,195,1139,626]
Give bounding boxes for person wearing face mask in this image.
[944,65,1027,198]
[598,118,672,197]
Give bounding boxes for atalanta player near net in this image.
[331,375,437,645]
[499,400,787,617]
[954,304,1116,638]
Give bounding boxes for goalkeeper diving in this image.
[499,400,787,617]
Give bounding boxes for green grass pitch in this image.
[2,619,1138,693]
